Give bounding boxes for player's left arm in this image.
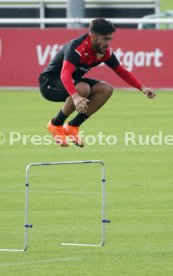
[105,52,156,99]
[114,65,156,99]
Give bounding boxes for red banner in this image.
[0,28,172,88]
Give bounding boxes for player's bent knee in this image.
[75,82,91,98]
[65,96,74,105]
[104,84,113,98]
[92,82,113,99]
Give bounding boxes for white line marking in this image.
[0,257,83,267]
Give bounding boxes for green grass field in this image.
[0,1,173,275]
[0,89,173,275]
[160,0,173,12]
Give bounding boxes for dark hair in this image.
[89,18,116,35]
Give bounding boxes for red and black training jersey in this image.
[40,33,142,95]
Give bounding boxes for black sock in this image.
[52,110,68,126]
[68,113,89,127]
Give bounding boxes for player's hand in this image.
[142,87,156,99]
[72,93,89,113]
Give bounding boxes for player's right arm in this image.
[60,47,89,113]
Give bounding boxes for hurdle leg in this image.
[0,180,30,252]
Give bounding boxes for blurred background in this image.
[0,0,173,89]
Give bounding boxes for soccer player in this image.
[39,18,155,147]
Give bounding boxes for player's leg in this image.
[86,81,113,116]
[61,82,91,116]
[64,79,113,146]
[39,76,91,147]
[67,79,113,125]
[39,76,71,146]
[61,82,91,147]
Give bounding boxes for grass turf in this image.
[0,89,173,275]
[160,0,173,12]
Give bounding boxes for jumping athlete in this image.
[39,18,156,147]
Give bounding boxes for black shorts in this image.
[39,75,100,102]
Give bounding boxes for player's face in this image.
[92,33,113,54]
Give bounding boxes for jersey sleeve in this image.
[60,60,77,96]
[60,43,81,96]
[105,51,142,91]
[113,64,143,90]
[64,42,81,66]
[104,52,120,69]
